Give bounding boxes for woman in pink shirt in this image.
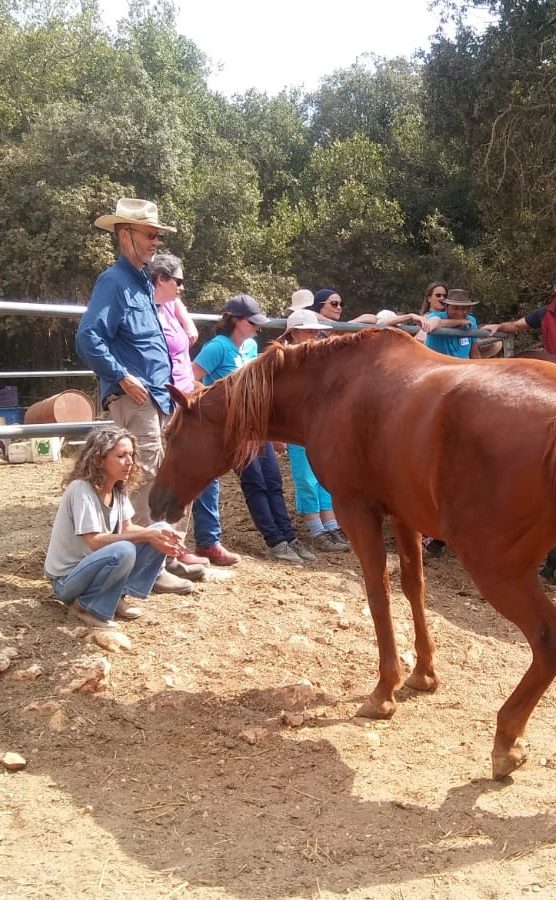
[152,253,197,394]
[150,253,240,568]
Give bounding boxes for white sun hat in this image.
[288,289,314,312]
[94,198,177,233]
[375,309,399,325]
[285,308,333,332]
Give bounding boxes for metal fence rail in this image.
[0,297,514,444]
[0,299,507,340]
[0,420,112,440]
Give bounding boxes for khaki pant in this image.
[108,395,167,526]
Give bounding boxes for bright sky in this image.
[99,0,492,96]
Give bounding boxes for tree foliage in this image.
[3,0,556,380]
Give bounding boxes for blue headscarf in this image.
[309,288,338,312]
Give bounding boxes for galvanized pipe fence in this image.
[0,299,513,441]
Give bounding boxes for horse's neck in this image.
[268,357,321,444]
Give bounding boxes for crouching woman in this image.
[45,427,184,629]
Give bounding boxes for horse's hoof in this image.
[355,696,396,720]
[405,669,439,693]
[491,738,528,780]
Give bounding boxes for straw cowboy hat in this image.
[94,198,177,233]
[288,289,314,312]
[444,289,479,306]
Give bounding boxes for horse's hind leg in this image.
[336,500,402,719]
[468,568,556,779]
[391,518,439,693]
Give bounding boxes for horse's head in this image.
[149,383,232,523]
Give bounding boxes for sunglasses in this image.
[326,300,343,309]
[128,227,161,242]
[170,276,183,287]
[432,292,447,299]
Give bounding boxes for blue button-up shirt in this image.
[76,256,172,413]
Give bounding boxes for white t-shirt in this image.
[44,479,134,578]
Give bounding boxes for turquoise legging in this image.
[287,444,333,515]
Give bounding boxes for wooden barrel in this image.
[24,390,94,424]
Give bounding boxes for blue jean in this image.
[52,529,166,621]
[193,481,221,547]
[237,443,296,548]
[287,444,333,514]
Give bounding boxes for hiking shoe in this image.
[289,537,317,562]
[166,558,207,582]
[329,528,351,553]
[195,543,241,566]
[311,532,347,553]
[326,530,351,552]
[72,605,118,629]
[116,598,143,620]
[152,570,194,595]
[268,540,304,565]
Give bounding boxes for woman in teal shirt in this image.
[193,295,315,566]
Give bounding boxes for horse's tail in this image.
[224,343,287,468]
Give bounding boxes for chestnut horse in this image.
[150,328,556,780]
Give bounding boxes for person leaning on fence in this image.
[44,428,187,630]
[483,278,556,354]
[150,251,240,568]
[75,198,193,595]
[421,288,482,558]
[192,294,316,566]
[279,309,350,553]
[424,288,482,359]
[309,288,426,330]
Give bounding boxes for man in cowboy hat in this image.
[76,198,196,595]
[424,288,482,359]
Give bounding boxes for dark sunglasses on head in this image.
[326,299,343,309]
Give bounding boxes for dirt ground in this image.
[2,459,556,900]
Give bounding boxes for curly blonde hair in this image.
[63,427,142,493]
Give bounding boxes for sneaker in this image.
[540,566,556,584]
[176,549,210,567]
[422,537,445,558]
[72,605,118,630]
[152,570,194,595]
[325,530,351,552]
[195,543,241,566]
[288,537,317,562]
[166,558,207,582]
[268,540,304,565]
[115,598,143,620]
[311,532,347,553]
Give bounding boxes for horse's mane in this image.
[223,327,405,467]
[165,383,209,441]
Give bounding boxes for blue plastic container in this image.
[0,406,24,425]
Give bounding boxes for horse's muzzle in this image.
[148,484,184,524]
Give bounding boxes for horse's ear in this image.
[167,384,190,407]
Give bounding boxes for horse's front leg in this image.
[336,500,402,719]
[391,517,439,693]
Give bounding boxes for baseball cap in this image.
[223,294,270,325]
